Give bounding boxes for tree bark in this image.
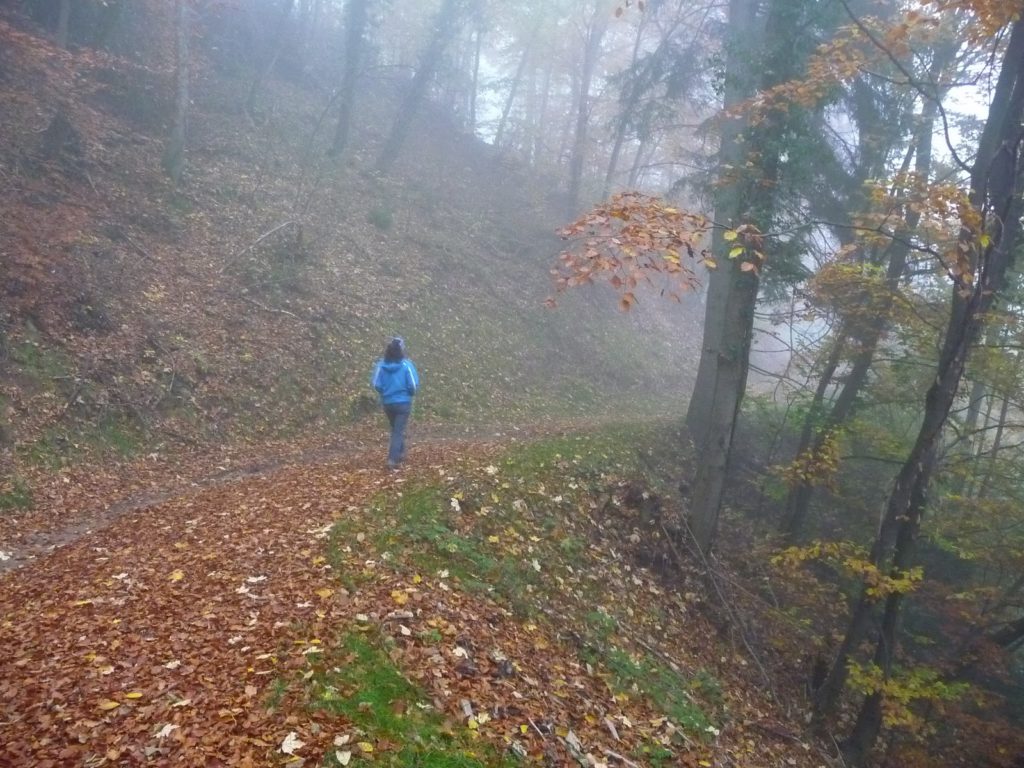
[469,25,482,136]
[163,0,190,186]
[329,0,370,158]
[690,0,806,551]
[602,11,650,198]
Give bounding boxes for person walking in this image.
[371,337,419,470]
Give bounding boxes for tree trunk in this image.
[247,0,296,120]
[602,11,649,199]
[494,43,531,149]
[329,0,370,158]
[376,0,473,174]
[782,61,948,539]
[814,21,1024,748]
[566,8,608,218]
[469,25,482,136]
[689,0,801,551]
[535,60,553,166]
[684,0,763,445]
[56,0,71,48]
[977,391,1011,498]
[163,0,190,186]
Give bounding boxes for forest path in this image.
[0,421,571,575]
[0,421,831,768]
[0,431,516,765]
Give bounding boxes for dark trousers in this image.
[383,402,411,466]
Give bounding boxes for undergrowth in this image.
[326,425,724,752]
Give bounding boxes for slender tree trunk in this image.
[535,61,552,166]
[376,0,473,174]
[977,391,1011,498]
[566,9,608,218]
[494,44,531,149]
[469,26,482,136]
[56,0,71,48]
[329,0,370,158]
[602,12,648,198]
[782,67,947,539]
[815,23,1024,750]
[247,0,296,120]
[163,0,190,186]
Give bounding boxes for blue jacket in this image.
[371,358,419,405]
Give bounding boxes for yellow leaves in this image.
[357,741,374,753]
[723,229,739,242]
[124,691,143,700]
[169,569,184,582]
[774,541,924,598]
[728,246,744,259]
[316,588,334,600]
[97,699,120,711]
[487,535,500,544]
[390,590,409,606]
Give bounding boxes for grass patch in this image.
[311,632,513,767]
[603,648,717,738]
[0,475,33,512]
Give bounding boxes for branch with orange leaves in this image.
[549,192,717,310]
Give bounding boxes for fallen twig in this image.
[219,220,298,275]
[602,748,642,767]
[527,717,547,740]
[240,296,300,320]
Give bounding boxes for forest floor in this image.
[0,420,831,768]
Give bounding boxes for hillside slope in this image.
[0,8,703,502]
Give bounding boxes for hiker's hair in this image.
[384,337,405,362]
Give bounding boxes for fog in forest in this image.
[1,1,1024,766]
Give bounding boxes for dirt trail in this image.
[0,435,507,765]
[0,421,549,575]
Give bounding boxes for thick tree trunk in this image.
[329,0,370,158]
[690,0,801,551]
[685,0,760,445]
[163,0,190,186]
[814,22,1024,751]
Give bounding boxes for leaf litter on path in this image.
[0,435,826,767]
